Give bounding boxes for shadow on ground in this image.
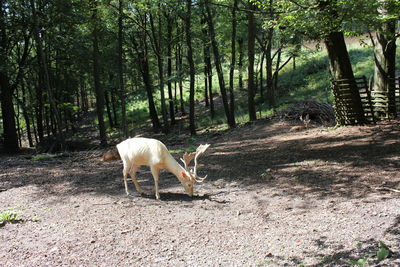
[1,119,399,202]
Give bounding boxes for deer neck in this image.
[165,154,187,182]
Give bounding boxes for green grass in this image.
[32,153,53,161]
[107,40,400,135]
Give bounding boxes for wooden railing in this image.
[332,76,400,124]
[332,76,375,125]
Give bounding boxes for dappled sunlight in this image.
[1,119,400,266]
[203,119,400,200]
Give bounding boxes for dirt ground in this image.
[1,119,400,266]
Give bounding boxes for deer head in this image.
[300,114,311,128]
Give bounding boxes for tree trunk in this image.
[207,57,215,118]
[0,1,19,153]
[0,72,19,153]
[247,2,257,121]
[15,98,22,148]
[35,75,44,143]
[273,48,282,96]
[204,0,235,128]
[44,104,51,137]
[201,13,214,118]
[104,86,114,128]
[91,0,107,146]
[177,41,185,115]
[204,62,209,107]
[118,0,128,137]
[166,13,176,125]
[265,33,274,106]
[150,11,169,133]
[238,38,244,91]
[259,51,265,100]
[185,0,196,135]
[21,80,34,147]
[228,0,238,126]
[325,31,366,125]
[141,59,162,132]
[110,86,118,126]
[131,31,161,132]
[27,74,39,144]
[31,0,66,149]
[174,46,179,113]
[371,1,397,119]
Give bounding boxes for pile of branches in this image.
[277,99,336,125]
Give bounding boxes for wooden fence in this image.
[392,77,400,116]
[332,76,400,124]
[331,76,375,125]
[373,77,398,118]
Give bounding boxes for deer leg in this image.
[122,165,130,195]
[150,166,160,200]
[129,165,143,195]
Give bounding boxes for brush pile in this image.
[277,99,336,125]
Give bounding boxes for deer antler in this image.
[180,144,210,183]
[180,152,196,171]
[193,144,210,182]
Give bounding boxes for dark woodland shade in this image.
[0,0,398,153]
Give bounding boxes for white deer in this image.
[109,137,210,200]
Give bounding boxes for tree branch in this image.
[277,55,293,72]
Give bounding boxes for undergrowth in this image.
[100,40,400,136]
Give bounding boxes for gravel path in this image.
[1,120,399,266]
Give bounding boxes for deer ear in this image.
[181,171,187,178]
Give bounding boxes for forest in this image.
[0,0,398,153]
[1,0,400,266]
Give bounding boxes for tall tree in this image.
[201,14,215,118]
[118,0,128,137]
[166,11,176,125]
[30,0,66,148]
[237,37,244,92]
[247,1,257,121]
[131,23,161,132]
[203,0,235,128]
[0,0,19,152]
[256,0,368,125]
[264,0,275,107]
[150,7,169,133]
[21,79,34,147]
[175,29,186,115]
[228,0,239,126]
[184,0,196,135]
[91,0,107,146]
[371,0,398,118]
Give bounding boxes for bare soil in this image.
[1,119,400,266]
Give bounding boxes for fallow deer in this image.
[104,137,210,200]
[289,114,312,132]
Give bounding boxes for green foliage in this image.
[348,258,369,266]
[32,154,53,161]
[278,49,331,102]
[348,241,393,266]
[2,0,399,149]
[377,241,391,261]
[0,209,21,227]
[254,0,390,40]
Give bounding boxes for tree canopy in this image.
[0,0,399,153]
